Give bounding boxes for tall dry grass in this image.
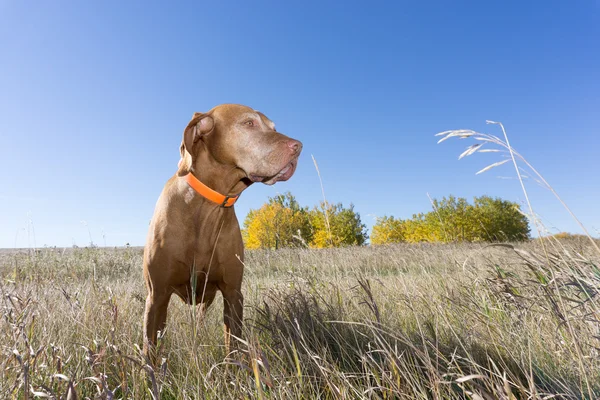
[1,239,599,399]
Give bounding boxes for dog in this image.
[142,104,302,360]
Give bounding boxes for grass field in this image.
[1,239,599,399]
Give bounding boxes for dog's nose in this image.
[287,139,302,155]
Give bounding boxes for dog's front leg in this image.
[221,285,244,354]
[143,290,172,363]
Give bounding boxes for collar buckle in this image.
[221,195,235,208]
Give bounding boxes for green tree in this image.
[309,202,368,248]
[471,196,530,241]
[243,192,312,249]
[370,195,530,244]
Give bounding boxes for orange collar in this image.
[184,173,239,208]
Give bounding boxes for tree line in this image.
[242,193,530,249]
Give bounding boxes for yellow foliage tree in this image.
[243,193,312,249]
[402,213,442,243]
[370,216,406,245]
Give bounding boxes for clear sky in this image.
[1,1,598,248]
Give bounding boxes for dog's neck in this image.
[187,148,252,202]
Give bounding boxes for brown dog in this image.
[143,104,302,359]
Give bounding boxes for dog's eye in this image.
[244,120,254,127]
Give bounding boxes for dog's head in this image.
[178,104,302,185]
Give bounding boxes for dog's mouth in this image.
[249,159,298,185]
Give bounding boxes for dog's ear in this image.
[177,112,214,176]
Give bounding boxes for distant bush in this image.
[550,232,590,240]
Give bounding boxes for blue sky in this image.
[1,1,598,248]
